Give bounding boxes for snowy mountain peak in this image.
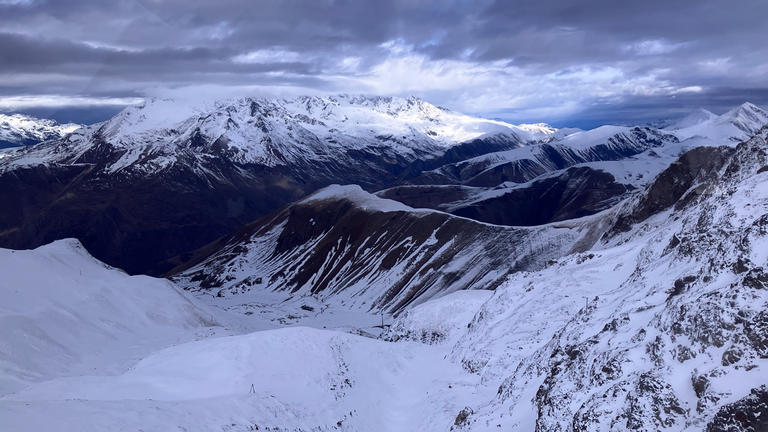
[0,113,82,148]
[516,122,557,134]
[719,101,768,132]
[10,95,553,176]
[665,107,718,131]
[667,102,768,143]
[302,184,418,214]
[97,95,546,147]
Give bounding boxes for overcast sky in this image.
[1,0,767,128]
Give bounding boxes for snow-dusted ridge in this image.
[0,113,81,148]
[668,102,768,143]
[302,184,429,214]
[169,182,587,315]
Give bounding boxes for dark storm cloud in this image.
[0,32,320,75]
[1,0,767,125]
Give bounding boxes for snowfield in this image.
[0,239,494,432]
[0,239,229,396]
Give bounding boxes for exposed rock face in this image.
[706,386,768,432]
[167,185,587,314]
[605,146,735,237]
[380,167,634,227]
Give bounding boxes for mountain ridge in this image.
[0,113,81,148]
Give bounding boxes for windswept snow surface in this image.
[0,239,229,396]
[0,239,494,432]
[304,184,426,213]
[668,102,768,143]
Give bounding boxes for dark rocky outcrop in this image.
[452,167,633,226]
[706,386,768,432]
[605,146,735,239]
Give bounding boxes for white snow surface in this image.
[0,239,228,396]
[0,239,493,432]
[665,108,719,131]
[0,113,81,146]
[303,184,429,213]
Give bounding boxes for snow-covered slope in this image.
[665,108,719,131]
[434,126,768,431]
[1,323,495,432]
[168,184,589,315]
[0,113,81,148]
[0,239,226,396]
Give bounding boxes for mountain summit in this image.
[665,107,718,131]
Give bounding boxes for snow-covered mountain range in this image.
[0,95,545,174]
[378,102,768,226]
[0,113,81,148]
[2,123,768,431]
[0,95,554,274]
[0,98,765,276]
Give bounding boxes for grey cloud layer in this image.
[1,0,766,126]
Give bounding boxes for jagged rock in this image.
[706,386,768,432]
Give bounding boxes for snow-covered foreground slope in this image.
[0,113,81,148]
[0,239,228,396]
[3,323,494,432]
[0,241,494,432]
[441,127,768,431]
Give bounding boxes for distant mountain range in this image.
[0,113,81,148]
[0,97,765,277]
